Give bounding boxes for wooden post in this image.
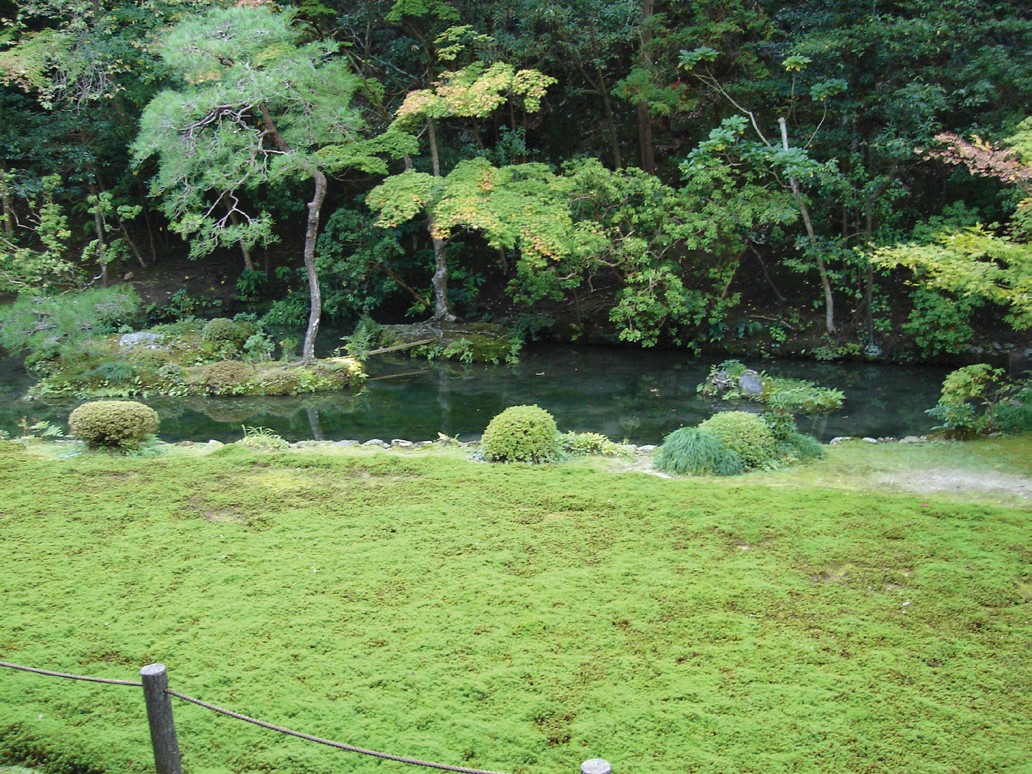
[581,759,612,774]
[140,663,182,774]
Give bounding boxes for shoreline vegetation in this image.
[0,435,1028,773]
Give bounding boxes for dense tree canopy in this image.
[1,0,1029,357]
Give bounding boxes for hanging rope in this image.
[166,689,509,774]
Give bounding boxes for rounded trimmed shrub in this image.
[69,400,160,449]
[202,317,255,349]
[655,427,745,476]
[203,360,254,394]
[255,369,302,396]
[481,404,561,463]
[697,411,777,470]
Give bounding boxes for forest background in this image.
[1,0,1030,363]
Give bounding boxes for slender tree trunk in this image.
[597,69,623,169]
[575,43,623,168]
[301,170,327,363]
[749,244,785,304]
[427,117,442,178]
[428,221,454,322]
[636,102,655,173]
[0,164,15,237]
[425,118,455,321]
[114,208,149,269]
[225,205,255,272]
[860,170,896,346]
[88,182,108,286]
[779,117,835,334]
[260,104,326,362]
[863,203,876,344]
[636,0,656,174]
[136,179,160,265]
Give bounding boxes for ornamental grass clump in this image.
[68,400,160,450]
[654,427,745,476]
[697,410,777,470]
[481,404,561,463]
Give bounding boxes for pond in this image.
[0,345,950,445]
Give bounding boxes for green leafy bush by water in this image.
[202,317,255,349]
[697,411,777,470]
[655,427,745,476]
[927,364,1031,437]
[68,400,159,449]
[561,431,627,457]
[778,432,826,461]
[995,383,1032,434]
[202,360,255,394]
[238,426,289,451]
[699,360,844,414]
[481,405,561,463]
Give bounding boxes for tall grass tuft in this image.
[655,427,745,476]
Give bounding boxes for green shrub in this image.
[481,405,561,463]
[697,411,777,469]
[760,410,797,442]
[255,369,302,396]
[202,317,255,349]
[903,288,977,357]
[561,431,625,457]
[202,360,255,394]
[238,426,289,451]
[82,360,136,385]
[779,432,826,461]
[926,364,1006,437]
[68,400,160,449]
[995,381,1032,433]
[242,333,275,362]
[699,360,843,414]
[655,427,745,476]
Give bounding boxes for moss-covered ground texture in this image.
[0,438,1028,773]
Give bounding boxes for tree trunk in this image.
[0,164,14,237]
[301,170,327,363]
[598,69,623,169]
[136,179,160,265]
[575,48,623,168]
[88,182,109,286]
[636,0,656,174]
[114,208,149,269]
[428,218,455,322]
[225,205,255,272]
[636,102,655,174]
[260,103,325,362]
[779,118,835,334]
[425,118,455,321]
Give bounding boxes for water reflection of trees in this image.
[0,350,951,443]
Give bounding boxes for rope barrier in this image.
[166,689,509,774]
[0,660,142,687]
[0,660,509,774]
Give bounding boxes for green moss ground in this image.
[0,440,1028,773]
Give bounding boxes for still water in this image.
[0,346,950,445]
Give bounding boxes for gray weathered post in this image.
[140,663,183,774]
[581,759,612,774]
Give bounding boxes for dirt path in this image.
[876,467,1030,501]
